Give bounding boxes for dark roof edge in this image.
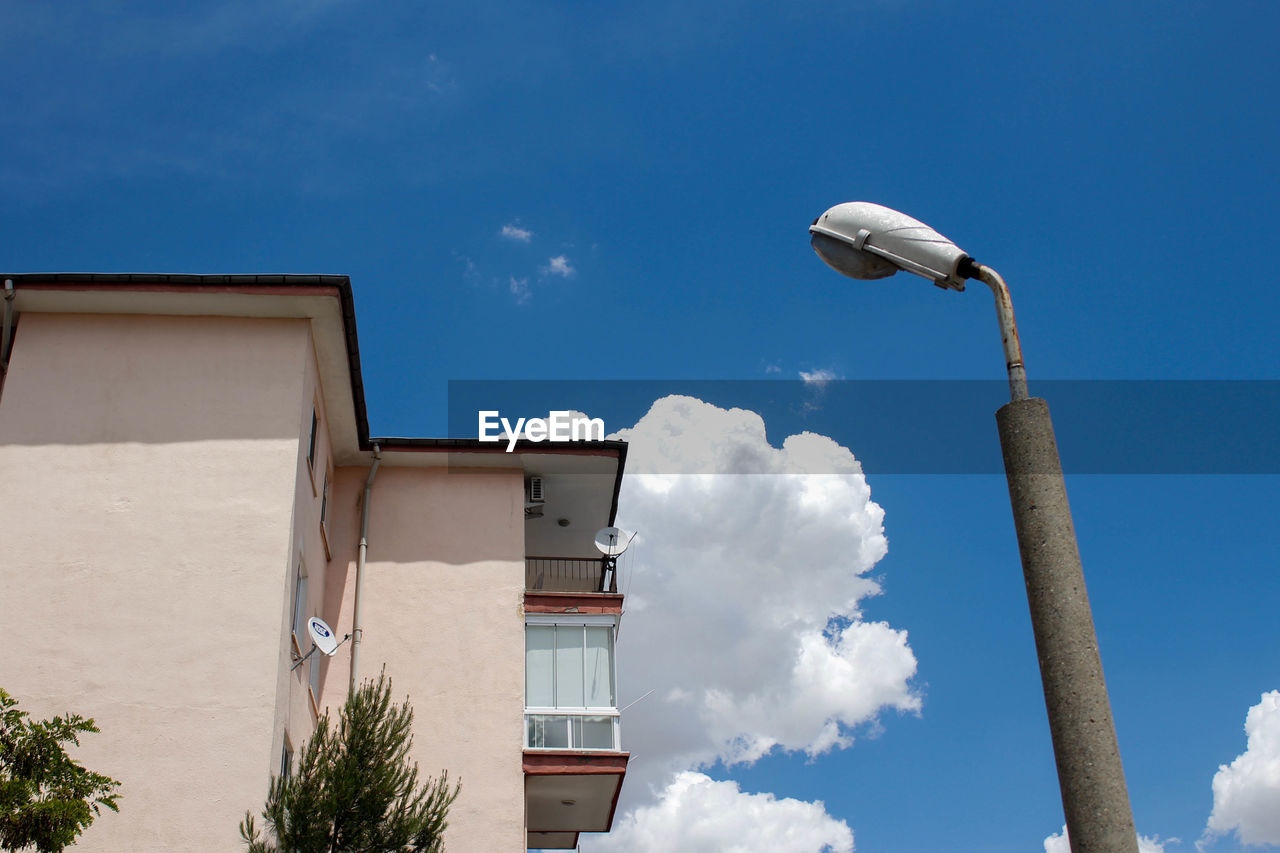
[2,273,371,447]
[2,273,350,286]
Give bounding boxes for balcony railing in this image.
[526,557,617,593]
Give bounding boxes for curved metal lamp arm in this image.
[972,264,1029,402]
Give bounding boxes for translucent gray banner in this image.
[446,380,1280,475]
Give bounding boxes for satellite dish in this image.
[308,616,339,656]
[593,527,633,557]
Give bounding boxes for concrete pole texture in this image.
[996,397,1139,853]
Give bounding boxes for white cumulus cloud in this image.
[543,255,574,277]
[1044,825,1172,853]
[585,396,918,850]
[500,223,533,242]
[1206,690,1280,846]
[590,772,854,853]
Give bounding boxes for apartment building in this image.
[0,274,628,851]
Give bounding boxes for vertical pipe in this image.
[349,443,381,696]
[2,279,14,372]
[997,398,1138,853]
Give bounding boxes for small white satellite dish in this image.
[593,527,634,557]
[308,616,339,656]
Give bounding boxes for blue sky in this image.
[4,1,1279,850]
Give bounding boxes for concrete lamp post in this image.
[810,202,1138,853]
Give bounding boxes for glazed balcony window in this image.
[525,623,619,751]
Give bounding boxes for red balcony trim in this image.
[525,592,623,614]
[606,764,626,832]
[523,750,629,776]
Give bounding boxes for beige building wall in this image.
[0,313,313,852]
[323,464,528,851]
[274,331,337,783]
[3,305,542,851]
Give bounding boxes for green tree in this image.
[240,672,459,853]
[0,688,121,853]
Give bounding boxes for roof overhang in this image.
[372,440,628,551]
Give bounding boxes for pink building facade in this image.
[0,275,628,851]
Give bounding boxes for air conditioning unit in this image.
[527,476,546,503]
[525,476,546,518]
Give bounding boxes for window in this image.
[309,647,321,701]
[280,736,293,780]
[320,469,330,529]
[292,559,308,649]
[307,409,319,470]
[526,715,617,750]
[525,621,618,751]
[319,468,332,557]
[526,624,615,709]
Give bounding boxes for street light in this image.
[810,202,1139,853]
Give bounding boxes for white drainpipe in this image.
[349,443,381,696]
[2,279,15,375]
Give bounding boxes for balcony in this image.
[525,750,628,849]
[524,612,626,848]
[526,556,617,593]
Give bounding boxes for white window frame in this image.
[525,613,617,629]
[524,711,620,752]
[525,614,620,751]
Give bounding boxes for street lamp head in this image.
[810,202,973,292]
